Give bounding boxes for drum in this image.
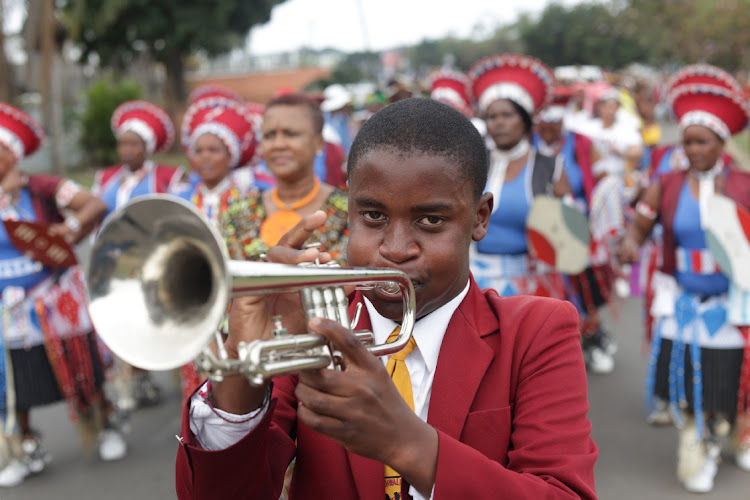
[704,194,750,289]
[526,195,590,274]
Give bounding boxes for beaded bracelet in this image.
[202,380,272,424]
[64,216,82,234]
[635,200,657,221]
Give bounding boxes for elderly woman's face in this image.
[683,124,723,172]
[261,104,323,181]
[0,143,16,179]
[484,99,527,151]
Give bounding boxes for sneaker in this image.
[582,328,618,356]
[98,428,127,462]
[0,459,29,487]
[21,435,51,474]
[646,398,673,426]
[737,446,750,471]
[682,445,719,493]
[588,346,615,374]
[678,423,719,494]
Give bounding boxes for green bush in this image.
[78,76,141,166]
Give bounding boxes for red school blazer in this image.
[176,278,598,499]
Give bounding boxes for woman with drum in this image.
[467,54,572,299]
[618,68,750,493]
[0,102,125,487]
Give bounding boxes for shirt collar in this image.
[363,280,470,375]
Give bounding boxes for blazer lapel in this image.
[427,281,496,439]
[346,294,383,500]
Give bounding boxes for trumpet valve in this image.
[272,315,289,337]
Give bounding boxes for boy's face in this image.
[347,149,491,321]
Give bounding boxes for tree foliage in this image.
[78,76,141,166]
[620,0,750,70]
[62,0,287,112]
[516,2,648,69]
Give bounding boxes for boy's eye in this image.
[361,211,385,222]
[418,215,445,226]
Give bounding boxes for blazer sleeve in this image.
[175,376,300,500]
[432,301,598,499]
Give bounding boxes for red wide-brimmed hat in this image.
[182,97,263,168]
[188,84,243,105]
[665,64,743,96]
[669,83,749,140]
[428,69,474,117]
[111,100,175,154]
[538,86,574,123]
[468,53,554,115]
[0,102,45,160]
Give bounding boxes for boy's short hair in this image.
[348,98,488,201]
[266,93,324,134]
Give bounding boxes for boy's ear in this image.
[472,192,493,242]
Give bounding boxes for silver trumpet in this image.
[85,195,415,386]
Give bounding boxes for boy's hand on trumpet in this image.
[296,317,438,497]
[213,210,330,414]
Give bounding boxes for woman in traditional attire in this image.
[90,100,183,412]
[0,102,126,487]
[181,86,273,194]
[221,93,348,264]
[467,54,571,299]
[177,95,262,401]
[638,66,742,407]
[618,70,750,493]
[534,90,621,374]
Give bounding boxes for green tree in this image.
[331,51,381,84]
[62,0,287,116]
[517,2,648,69]
[621,0,750,70]
[79,76,141,166]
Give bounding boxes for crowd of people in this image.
[0,51,748,498]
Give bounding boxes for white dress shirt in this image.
[190,281,471,499]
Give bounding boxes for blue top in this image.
[0,189,50,292]
[100,167,161,217]
[673,182,729,295]
[325,113,352,154]
[476,164,531,255]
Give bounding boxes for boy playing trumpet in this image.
[176,98,598,499]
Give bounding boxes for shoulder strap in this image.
[531,152,557,197]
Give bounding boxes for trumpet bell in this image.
[86,195,231,370]
[86,195,416,383]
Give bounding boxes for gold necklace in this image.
[260,178,322,246]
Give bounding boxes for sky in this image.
[246,0,581,55]
[2,0,581,55]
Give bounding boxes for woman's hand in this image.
[47,222,77,244]
[0,169,26,198]
[616,236,641,265]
